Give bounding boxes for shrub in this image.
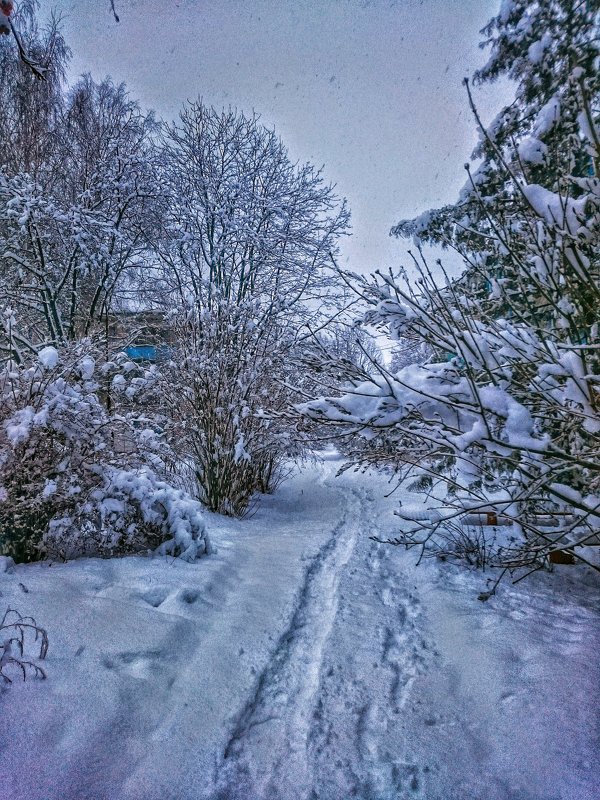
[0,343,210,562]
[0,607,48,686]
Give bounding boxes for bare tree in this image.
[156,102,350,514]
[0,74,159,360]
[0,0,68,175]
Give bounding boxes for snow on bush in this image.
[38,346,60,370]
[45,467,211,562]
[0,343,210,562]
[0,556,15,573]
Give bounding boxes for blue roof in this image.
[124,345,172,363]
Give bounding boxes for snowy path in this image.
[212,480,429,800]
[215,483,363,798]
[0,456,598,800]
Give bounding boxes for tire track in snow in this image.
[212,484,364,800]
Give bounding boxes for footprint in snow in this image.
[178,588,200,605]
[137,587,170,608]
[102,649,164,679]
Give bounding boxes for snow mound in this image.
[0,555,15,573]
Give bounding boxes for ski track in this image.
[304,510,432,800]
[213,483,363,799]
[212,476,431,800]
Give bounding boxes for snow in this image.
[0,555,15,573]
[38,346,59,370]
[0,455,598,800]
[78,356,95,380]
[578,109,599,150]
[5,406,36,447]
[233,433,251,464]
[533,96,561,137]
[498,0,516,24]
[518,135,547,164]
[42,479,58,498]
[522,182,587,233]
[527,34,552,65]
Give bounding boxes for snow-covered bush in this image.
[302,265,600,576]
[163,302,302,516]
[0,343,210,562]
[45,466,210,562]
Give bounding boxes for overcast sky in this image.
[50,0,509,274]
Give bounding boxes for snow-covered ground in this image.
[0,454,598,800]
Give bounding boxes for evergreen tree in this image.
[393,0,600,341]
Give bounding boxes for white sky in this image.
[50,0,509,274]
